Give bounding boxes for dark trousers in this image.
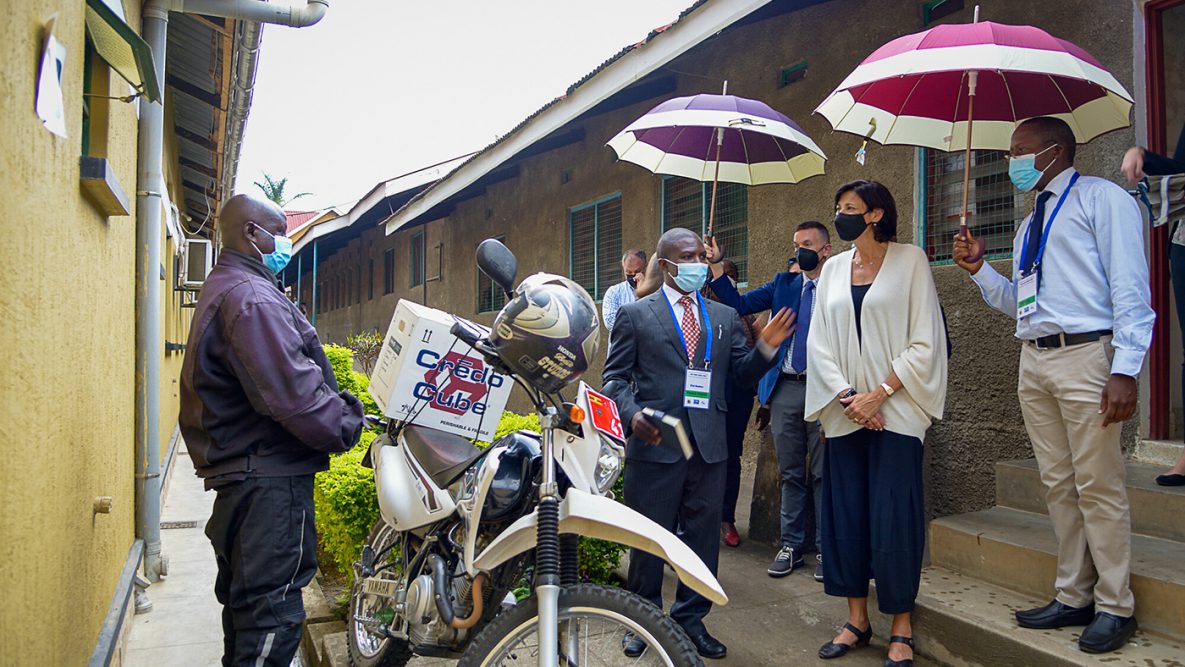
[205,475,318,667]
[721,386,755,524]
[821,430,924,615]
[769,377,824,552]
[1172,241,1185,443]
[625,451,725,637]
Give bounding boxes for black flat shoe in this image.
[1015,599,1095,629]
[819,622,873,659]
[884,636,914,667]
[622,630,646,657]
[1079,612,1138,654]
[1156,473,1185,486]
[689,631,727,659]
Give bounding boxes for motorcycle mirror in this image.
[476,238,517,298]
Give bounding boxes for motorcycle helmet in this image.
[488,272,600,393]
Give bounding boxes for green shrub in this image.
[346,331,384,375]
[314,430,379,579]
[324,343,380,417]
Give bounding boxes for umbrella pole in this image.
[707,126,723,238]
[960,70,985,262]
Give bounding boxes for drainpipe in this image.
[134,0,329,588]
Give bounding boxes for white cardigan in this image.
[805,243,948,440]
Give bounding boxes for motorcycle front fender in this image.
[472,488,727,605]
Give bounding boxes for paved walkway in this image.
[127,440,932,666]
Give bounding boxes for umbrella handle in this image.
[959,220,985,263]
[959,71,984,263]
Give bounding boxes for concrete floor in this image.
[126,441,934,666]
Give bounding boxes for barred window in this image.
[923,149,1021,263]
[368,259,374,300]
[661,176,748,282]
[478,236,507,314]
[410,232,425,288]
[568,195,623,300]
[383,249,395,295]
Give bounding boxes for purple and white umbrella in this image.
[608,93,826,234]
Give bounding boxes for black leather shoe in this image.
[689,631,727,659]
[622,630,646,657]
[819,622,873,659]
[1156,473,1185,486]
[1015,599,1095,629]
[1079,612,1138,653]
[884,635,914,667]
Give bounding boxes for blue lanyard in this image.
[665,291,712,368]
[1019,172,1080,276]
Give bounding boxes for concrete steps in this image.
[1132,439,1183,467]
[929,506,1185,639]
[995,458,1185,542]
[897,566,1185,667]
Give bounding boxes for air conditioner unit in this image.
[182,239,213,290]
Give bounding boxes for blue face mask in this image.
[250,224,293,274]
[1007,144,1057,192]
[664,260,708,293]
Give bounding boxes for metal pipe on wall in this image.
[134,0,328,590]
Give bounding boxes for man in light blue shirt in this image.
[954,117,1154,655]
[601,249,647,333]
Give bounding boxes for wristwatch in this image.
[880,382,895,397]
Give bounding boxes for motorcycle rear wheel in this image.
[457,583,701,667]
[347,519,414,667]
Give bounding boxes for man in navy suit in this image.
[603,228,794,659]
[707,221,832,581]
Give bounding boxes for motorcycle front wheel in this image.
[457,583,701,667]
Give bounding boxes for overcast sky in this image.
[234,1,695,211]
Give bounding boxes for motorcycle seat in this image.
[402,425,485,489]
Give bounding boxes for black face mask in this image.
[795,247,820,272]
[627,275,638,288]
[834,211,869,242]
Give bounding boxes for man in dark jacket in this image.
[180,194,365,666]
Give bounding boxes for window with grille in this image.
[568,195,623,300]
[661,177,748,282]
[368,259,374,300]
[410,232,425,288]
[923,149,1021,263]
[478,236,508,314]
[383,249,395,295]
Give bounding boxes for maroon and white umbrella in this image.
[815,11,1133,259]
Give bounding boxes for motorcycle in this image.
[346,240,726,667]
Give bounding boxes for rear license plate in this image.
[362,577,398,598]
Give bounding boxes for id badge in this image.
[1017,272,1038,319]
[684,369,712,409]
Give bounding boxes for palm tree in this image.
[254,173,312,207]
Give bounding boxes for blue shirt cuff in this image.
[1111,348,1145,378]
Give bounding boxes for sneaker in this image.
[814,553,824,583]
[767,546,803,577]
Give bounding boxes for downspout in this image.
[134,0,329,588]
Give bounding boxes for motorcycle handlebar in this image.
[449,320,484,348]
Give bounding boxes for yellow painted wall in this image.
[0,1,184,663]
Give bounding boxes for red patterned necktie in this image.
[678,295,700,363]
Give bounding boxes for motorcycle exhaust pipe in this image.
[426,553,487,630]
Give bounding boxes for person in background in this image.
[602,248,648,333]
[956,117,1153,654]
[701,259,759,548]
[706,221,833,582]
[807,181,947,667]
[788,256,801,274]
[604,228,793,660]
[1121,126,1185,487]
[180,194,365,666]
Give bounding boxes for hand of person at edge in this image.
[705,235,726,279]
[1121,146,1146,184]
[952,228,984,275]
[1099,374,1138,427]
[630,412,663,445]
[759,308,796,350]
[754,405,771,431]
[841,391,887,431]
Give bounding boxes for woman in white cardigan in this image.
[806,180,948,667]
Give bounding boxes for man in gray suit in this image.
[604,228,794,659]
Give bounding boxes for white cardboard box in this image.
[370,300,513,440]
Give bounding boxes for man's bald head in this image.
[1016,116,1076,162]
[656,227,702,261]
[219,194,287,256]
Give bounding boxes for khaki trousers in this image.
[1017,337,1134,617]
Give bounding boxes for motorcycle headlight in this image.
[593,435,624,495]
